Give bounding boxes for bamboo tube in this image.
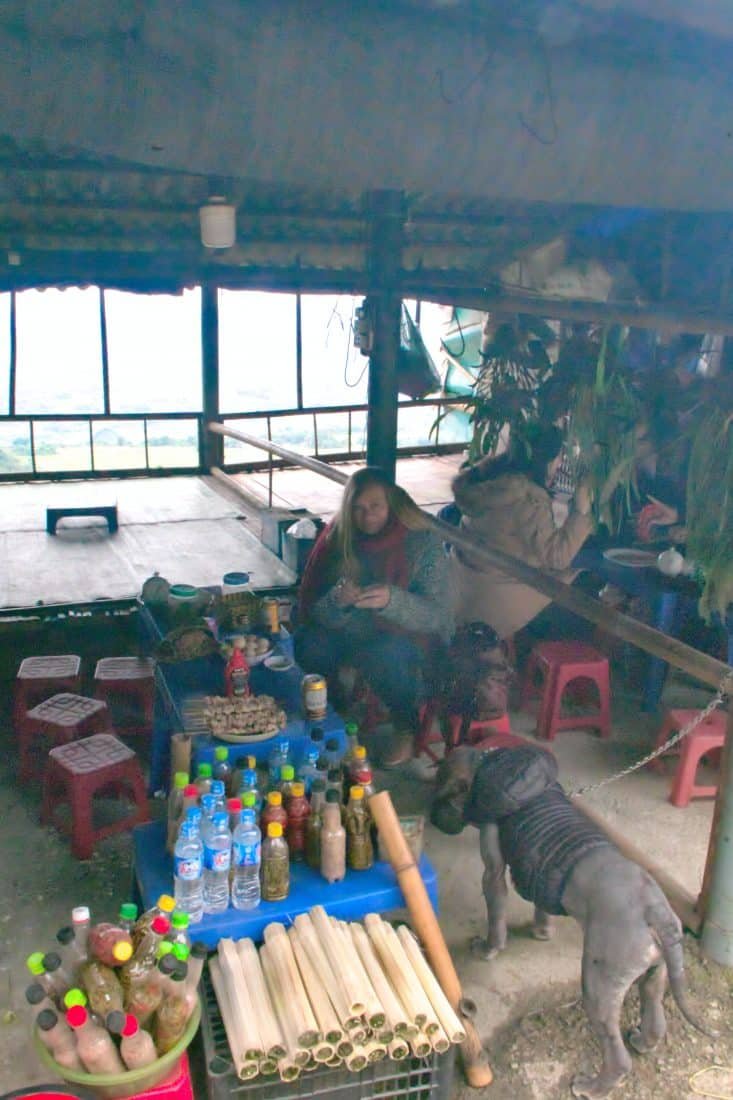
[364,915,428,1028]
[209,958,260,1080]
[377,1028,394,1044]
[351,923,411,1036]
[287,927,343,1045]
[333,920,385,1030]
[383,922,440,1035]
[260,944,311,1069]
[293,914,361,1029]
[388,1037,410,1061]
[430,1026,451,1055]
[312,1042,335,1063]
[345,1025,367,1044]
[258,1058,277,1076]
[411,1031,432,1059]
[310,907,366,1016]
[396,926,467,1043]
[235,939,286,1059]
[263,924,320,1048]
[362,1038,387,1064]
[216,941,263,1061]
[326,1055,343,1068]
[369,789,493,1088]
[336,1038,354,1058]
[345,1048,368,1073]
[278,1058,301,1082]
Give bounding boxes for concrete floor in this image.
[0,631,721,1098]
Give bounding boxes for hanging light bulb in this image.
[199,196,236,249]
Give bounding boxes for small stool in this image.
[521,641,611,742]
[94,656,156,735]
[652,708,726,807]
[135,1052,194,1100]
[13,655,82,729]
[415,699,513,761]
[41,733,150,859]
[19,692,112,781]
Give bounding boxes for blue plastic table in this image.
[133,820,438,948]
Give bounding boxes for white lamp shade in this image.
[199,198,236,249]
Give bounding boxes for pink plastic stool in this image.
[133,1052,193,1100]
[19,692,112,781]
[41,733,150,859]
[653,708,726,807]
[415,699,513,761]
[521,641,611,741]
[13,655,82,729]
[94,657,156,736]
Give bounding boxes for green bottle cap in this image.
[325,789,341,804]
[26,952,45,976]
[197,763,213,778]
[119,902,138,923]
[157,941,174,959]
[172,943,190,961]
[171,912,189,930]
[64,988,88,1009]
[241,792,256,808]
[281,764,295,781]
[345,721,359,736]
[174,771,189,789]
[215,747,229,762]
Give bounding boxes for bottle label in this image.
[175,855,202,880]
[233,840,261,867]
[204,845,231,872]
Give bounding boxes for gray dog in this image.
[431,744,709,1100]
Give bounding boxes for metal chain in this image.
[570,670,733,798]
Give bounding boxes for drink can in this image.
[301,674,328,720]
[262,597,280,633]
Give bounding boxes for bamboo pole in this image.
[388,1037,410,1061]
[364,914,428,1027]
[293,913,361,1029]
[310,906,367,1016]
[260,944,310,1070]
[701,697,733,964]
[209,958,260,1081]
[217,940,263,1062]
[351,923,411,1036]
[333,919,386,1029]
[382,920,440,1034]
[396,926,467,1043]
[263,924,320,1048]
[287,927,344,1045]
[369,790,493,1088]
[235,939,286,1059]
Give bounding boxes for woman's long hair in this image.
[468,424,563,489]
[333,466,427,579]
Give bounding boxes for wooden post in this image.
[365,190,405,481]
[700,696,733,963]
[201,282,223,471]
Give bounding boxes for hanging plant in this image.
[685,406,733,623]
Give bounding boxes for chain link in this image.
[570,670,733,798]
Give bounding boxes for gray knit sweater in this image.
[308,529,454,643]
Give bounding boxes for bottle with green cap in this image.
[62,987,88,1011]
[171,942,190,963]
[279,763,296,802]
[343,720,360,769]
[195,761,213,797]
[213,746,232,792]
[239,770,262,814]
[25,953,65,1002]
[118,903,138,934]
[169,911,191,952]
[167,771,190,854]
[133,894,176,949]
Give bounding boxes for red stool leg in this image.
[649,713,677,773]
[69,776,96,860]
[536,665,560,741]
[596,663,611,739]
[670,733,723,807]
[465,714,512,744]
[520,650,542,708]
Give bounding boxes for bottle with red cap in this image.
[107,1010,159,1069]
[121,915,171,994]
[36,1008,83,1070]
[132,894,175,949]
[66,1004,125,1075]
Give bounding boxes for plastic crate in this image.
[200,969,455,1100]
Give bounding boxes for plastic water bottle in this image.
[210,780,227,815]
[199,794,216,843]
[202,812,231,914]
[297,748,321,795]
[267,738,290,784]
[238,768,261,813]
[231,809,261,910]
[173,822,204,925]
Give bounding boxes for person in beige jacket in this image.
[451,425,596,639]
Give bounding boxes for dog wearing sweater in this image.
[431,744,709,1100]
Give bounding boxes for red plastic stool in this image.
[41,733,150,859]
[521,641,611,741]
[13,655,82,729]
[415,699,513,761]
[19,693,112,781]
[653,708,726,807]
[133,1052,193,1100]
[94,657,156,736]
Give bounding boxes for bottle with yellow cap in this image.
[260,789,288,835]
[132,893,176,950]
[261,822,289,901]
[345,785,373,870]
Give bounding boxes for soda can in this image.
[301,674,328,720]
[261,597,280,634]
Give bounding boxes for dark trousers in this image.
[294,624,426,729]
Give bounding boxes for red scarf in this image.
[298,517,410,620]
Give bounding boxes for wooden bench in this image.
[46,505,118,535]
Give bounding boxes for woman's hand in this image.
[352,584,392,610]
[573,477,593,517]
[333,579,360,607]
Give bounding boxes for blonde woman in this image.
[295,467,453,765]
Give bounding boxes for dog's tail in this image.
[644,887,716,1038]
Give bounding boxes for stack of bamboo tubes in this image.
[212,906,467,1083]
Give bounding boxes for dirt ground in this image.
[0,610,732,1100]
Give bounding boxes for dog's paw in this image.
[570,1072,620,1100]
[470,934,505,960]
[531,922,554,941]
